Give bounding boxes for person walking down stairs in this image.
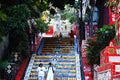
[37,63,46,80]
[46,62,56,80]
[68,30,75,45]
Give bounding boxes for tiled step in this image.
[28,78,76,80]
[41,37,74,54]
[35,55,76,59]
[28,55,77,80]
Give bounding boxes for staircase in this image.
[41,37,74,54]
[24,37,81,80]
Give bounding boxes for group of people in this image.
[37,62,55,80]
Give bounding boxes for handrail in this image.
[75,37,85,80]
[23,54,36,80]
[23,37,44,80]
[36,37,45,55]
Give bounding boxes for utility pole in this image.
[79,0,85,80]
[89,0,96,37]
[89,7,93,37]
[80,0,85,43]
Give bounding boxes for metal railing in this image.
[36,37,45,55]
[75,37,85,80]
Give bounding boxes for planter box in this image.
[97,63,120,80]
[100,46,120,66]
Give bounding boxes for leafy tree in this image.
[47,0,75,10]
[0,10,6,21]
[9,28,29,52]
[0,4,31,54]
[69,16,75,24]
[4,4,31,31]
[61,5,75,22]
[0,1,51,72]
[0,4,7,41]
[0,60,8,69]
[61,12,67,20]
[86,25,115,65]
[48,13,55,19]
[24,0,49,17]
[35,18,49,33]
[0,0,49,17]
[0,0,50,53]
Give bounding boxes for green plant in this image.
[0,4,7,21]
[36,18,49,33]
[86,37,100,65]
[69,16,75,24]
[1,4,31,54]
[61,12,67,20]
[86,25,115,65]
[0,60,9,69]
[0,4,7,42]
[104,1,116,7]
[9,28,29,52]
[48,14,55,18]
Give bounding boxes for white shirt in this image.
[37,67,46,76]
